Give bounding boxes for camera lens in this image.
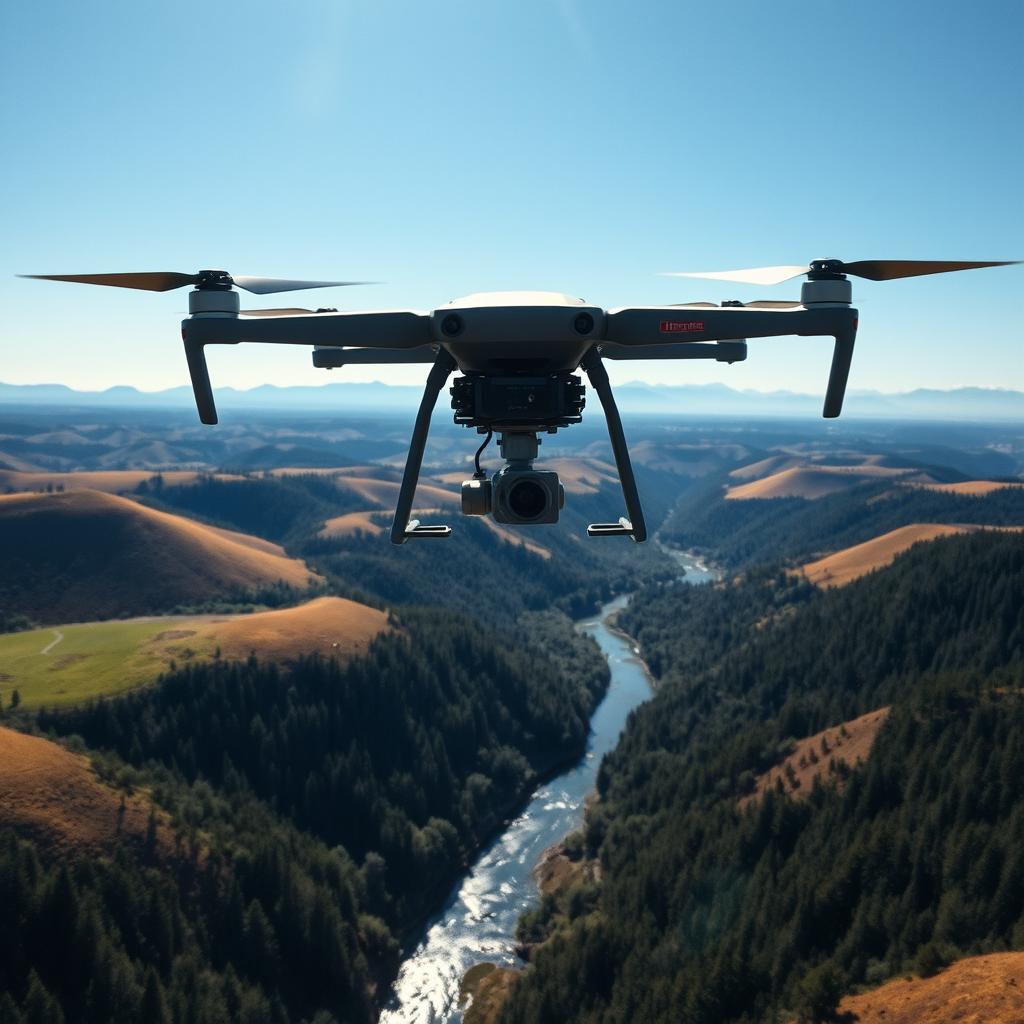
[441,314,463,337]
[507,478,548,520]
[573,312,594,335]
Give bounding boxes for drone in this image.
[23,259,1017,545]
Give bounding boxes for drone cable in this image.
[473,430,493,479]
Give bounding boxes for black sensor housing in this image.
[451,373,585,431]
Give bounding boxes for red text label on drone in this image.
[659,320,705,334]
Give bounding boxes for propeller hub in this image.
[808,259,847,280]
[195,270,234,291]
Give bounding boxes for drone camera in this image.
[493,468,564,525]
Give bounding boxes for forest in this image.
[497,532,1024,1023]
[5,608,608,1024]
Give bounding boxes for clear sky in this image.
[1,0,1021,397]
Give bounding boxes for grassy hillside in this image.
[0,490,318,624]
[0,597,387,710]
[836,952,1024,1023]
[497,532,1024,1024]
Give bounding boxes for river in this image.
[379,548,715,1024]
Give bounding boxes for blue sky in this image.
[1,0,1021,397]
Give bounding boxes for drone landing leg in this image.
[390,351,457,544]
[580,349,647,543]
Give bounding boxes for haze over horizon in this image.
[2,1,1021,396]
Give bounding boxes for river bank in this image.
[380,553,716,1024]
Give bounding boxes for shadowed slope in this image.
[0,489,319,622]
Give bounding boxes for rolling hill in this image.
[725,463,929,500]
[0,489,320,623]
[800,523,1024,588]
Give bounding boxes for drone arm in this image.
[604,305,855,344]
[600,340,747,363]
[179,311,436,425]
[312,346,438,368]
[605,306,858,417]
[390,350,458,545]
[184,309,434,349]
[579,348,647,543]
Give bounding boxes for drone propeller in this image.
[21,271,371,295]
[240,307,320,317]
[670,299,802,309]
[662,259,1019,286]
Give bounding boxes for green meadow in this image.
[0,617,219,710]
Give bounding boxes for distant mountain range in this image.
[1,380,1021,421]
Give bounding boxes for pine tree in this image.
[139,968,171,1024]
[21,971,63,1024]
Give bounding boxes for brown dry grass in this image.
[193,596,389,662]
[726,465,917,501]
[914,480,1024,496]
[319,510,388,538]
[836,952,1024,1024]
[460,964,521,1024]
[740,708,890,808]
[534,842,597,896]
[0,725,174,859]
[0,470,239,493]
[801,524,970,587]
[801,524,1024,589]
[203,523,298,556]
[729,455,807,481]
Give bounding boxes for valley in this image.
[0,401,1022,1024]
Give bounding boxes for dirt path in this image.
[40,630,63,655]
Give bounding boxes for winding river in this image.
[379,549,715,1024]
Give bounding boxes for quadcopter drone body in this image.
[23,259,1016,545]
